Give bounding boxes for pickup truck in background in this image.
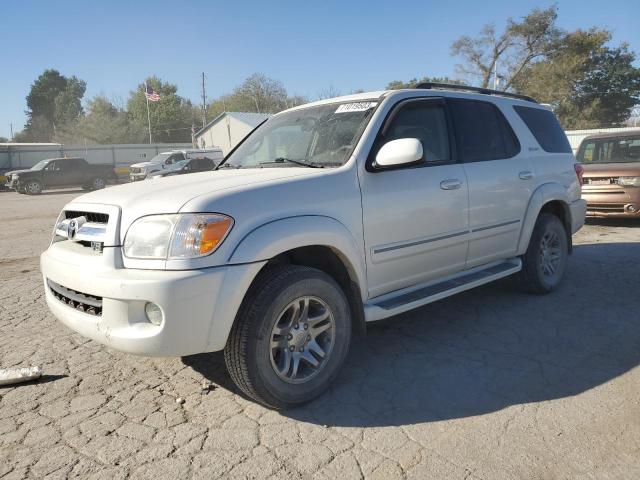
[5,157,116,195]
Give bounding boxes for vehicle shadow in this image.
[585,217,640,228]
[184,242,640,426]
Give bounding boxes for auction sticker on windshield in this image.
[335,102,377,113]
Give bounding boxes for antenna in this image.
[201,72,207,128]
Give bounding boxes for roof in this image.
[0,143,62,147]
[581,129,640,141]
[195,111,271,137]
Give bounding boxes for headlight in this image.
[617,176,640,187]
[123,214,233,260]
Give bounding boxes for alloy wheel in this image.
[269,296,335,384]
[539,230,562,279]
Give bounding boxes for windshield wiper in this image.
[260,157,325,168]
[216,162,242,170]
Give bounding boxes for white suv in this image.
[41,84,586,408]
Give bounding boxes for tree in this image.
[127,77,194,143]
[514,29,640,128]
[451,6,561,89]
[0,137,8,143]
[207,73,308,118]
[386,76,464,90]
[317,85,341,100]
[57,96,147,144]
[21,69,86,141]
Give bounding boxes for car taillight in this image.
[574,163,584,186]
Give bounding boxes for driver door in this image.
[43,160,67,187]
[359,98,469,298]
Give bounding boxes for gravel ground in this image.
[1,189,639,479]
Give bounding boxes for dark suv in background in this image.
[577,130,640,218]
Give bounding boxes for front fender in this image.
[517,182,571,255]
[228,215,366,293]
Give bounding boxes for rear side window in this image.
[513,106,571,153]
[449,99,520,162]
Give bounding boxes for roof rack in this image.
[414,82,538,103]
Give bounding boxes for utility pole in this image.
[493,60,499,90]
[201,72,207,128]
[10,123,13,141]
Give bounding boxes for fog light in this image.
[145,302,163,326]
[628,205,637,213]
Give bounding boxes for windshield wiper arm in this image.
[260,157,324,168]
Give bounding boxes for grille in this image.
[47,279,103,316]
[64,210,109,224]
[587,203,626,213]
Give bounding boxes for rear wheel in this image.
[515,213,568,294]
[24,180,43,195]
[225,265,352,409]
[91,177,106,190]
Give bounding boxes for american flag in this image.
[145,83,160,102]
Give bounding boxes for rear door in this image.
[360,97,470,297]
[448,98,532,267]
[64,158,86,185]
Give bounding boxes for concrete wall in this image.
[0,143,191,176]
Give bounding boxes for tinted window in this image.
[449,99,520,162]
[578,136,640,164]
[382,100,450,163]
[513,106,571,153]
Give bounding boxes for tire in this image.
[515,213,568,294]
[225,265,352,409]
[24,180,43,195]
[90,177,106,190]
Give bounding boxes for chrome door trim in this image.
[372,229,469,254]
[471,219,521,233]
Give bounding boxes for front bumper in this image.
[41,242,265,356]
[129,173,147,181]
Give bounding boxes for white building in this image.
[194,112,270,155]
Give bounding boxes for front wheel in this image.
[515,213,568,294]
[225,265,352,409]
[24,180,43,195]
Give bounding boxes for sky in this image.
[1,0,639,139]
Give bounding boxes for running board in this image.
[364,259,522,322]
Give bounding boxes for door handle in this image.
[519,171,533,180]
[440,179,462,190]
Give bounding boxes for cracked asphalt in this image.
[1,189,639,479]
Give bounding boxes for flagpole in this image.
[144,82,153,144]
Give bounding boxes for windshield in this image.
[149,152,172,164]
[222,101,378,169]
[31,160,50,170]
[579,136,640,164]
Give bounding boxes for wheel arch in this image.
[227,215,367,336]
[517,183,573,255]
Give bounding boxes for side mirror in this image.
[375,138,424,169]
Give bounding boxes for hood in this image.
[582,162,640,177]
[6,169,32,176]
[70,167,318,230]
[130,162,160,169]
